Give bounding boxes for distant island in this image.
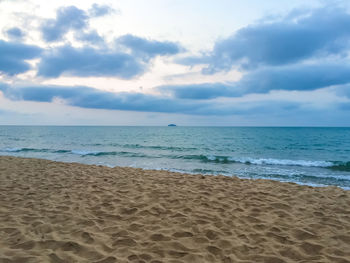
[168,124,177,126]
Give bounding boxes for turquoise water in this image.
[0,126,349,189]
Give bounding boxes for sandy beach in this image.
[0,156,349,263]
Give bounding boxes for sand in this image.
[0,156,349,263]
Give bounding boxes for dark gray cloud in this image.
[1,83,349,121]
[0,40,42,75]
[89,3,115,17]
[116,34,182,60]
[40,4,115,42]
[159,63,350,99]
[5,27,25,40]
[180,7,350,74]
[75,30,104,46]
[238,63,350,94]
[36,5,183,77]
[3,5,182,79]
[37,45,145,78]
[0,83,201,114]
[37,35,182,78]
[41,6,89,42]
[0,82,294,116]
[1,34,182,78]
[168,5,350,100]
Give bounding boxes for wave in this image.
[124,144,198,151]
[1,148,148,158]
[2,147,51,153]
[1,147,350,171]
[71,150,149,158]
[173,154,350,171]
[71,150,101,156]
[2,148,72,154]
[179,154,332,167]
[83,143,197,151]
[236,157,333,167]
[329,161,350,172]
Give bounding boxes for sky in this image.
[1,0,350,126]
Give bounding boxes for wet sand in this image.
[0,156,349,263]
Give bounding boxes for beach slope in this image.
[0,156,349,263]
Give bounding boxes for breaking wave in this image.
[1,148,349,171]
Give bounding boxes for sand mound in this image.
[0,156,349,262]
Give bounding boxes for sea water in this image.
[0,126,349,189]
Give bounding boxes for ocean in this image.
[0,126,349,189]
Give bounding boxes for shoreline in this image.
[0,156,349,262]
[0,154,348,190]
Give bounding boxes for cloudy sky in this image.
[1,0,350,126]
